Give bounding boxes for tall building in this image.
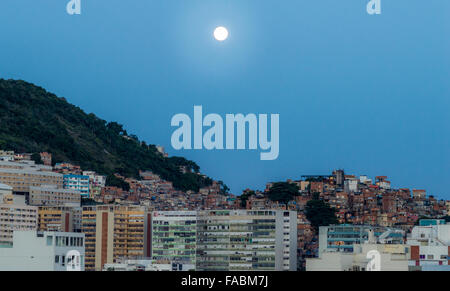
[38,206,82,232]
[0,231,85,271]
[334,169,345,187]
[151,211,197,264]
[63,174,90,198]
[0,193,38,246]
[196,210,297,271]
[81,205,148,271]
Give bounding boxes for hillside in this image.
[0,79,213,192]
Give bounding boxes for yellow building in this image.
[0,168,63,194]
[81,205,149,271]
[38,206,80,232]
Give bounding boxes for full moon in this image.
[214,26,229,41]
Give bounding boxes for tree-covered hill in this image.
[0,79,212,192]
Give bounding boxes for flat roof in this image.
[0,183,13,190]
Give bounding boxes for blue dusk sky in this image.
[0,1,448,198]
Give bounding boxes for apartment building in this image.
[83,171,106,197]
[81,205,148,271]
[103,259,195,271]
[0,160,52,172]
[0,231,85,271]
[0,194,38,246]
[0,183,13,196]
[151,211,197,264]
[407,219,450,271]
[318,224,405,256]
[64,174,90,198]
[29,185,81,206]
[306,243,410,271]
[38,206,82,232]
[196,210,297,271]
[0,168,63,194]
[0,150,14,161]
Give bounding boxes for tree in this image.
[218,180,230,195]
[31,153,42,164]
[267,182,300,204]
[0,79,215,193]
[305,194,338,233]
[106,174,130,191]
[239,190,255,208]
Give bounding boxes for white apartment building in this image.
[82,171,106,188]
[103,259,195,271]
[344,178,358,193]
[407,219,450,271]
[306,243,409,271]
[151,211,197,265]
[196,210,297,271]
[359,175,372,185]
[0,231,85,271]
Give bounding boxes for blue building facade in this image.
[63,174,90,198]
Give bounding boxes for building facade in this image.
[306,243,410,271]
[0,231,85,271]
[38,206,82,233]
[81,205,148,271]
[29,185,81,206]
[196,210,297,271]
[151,211,197,264]
[407,219,450,271]
[318,224,405,256]
[63,174,90,198]
[0,168,63,194]
[0,195,38,246]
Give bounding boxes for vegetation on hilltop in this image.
[267,182,301,204]
[0,79,213,192]
[305,193,339,233]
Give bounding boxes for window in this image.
[47,236,53,246]
[55,256,59,263]
[427,255,434,260]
